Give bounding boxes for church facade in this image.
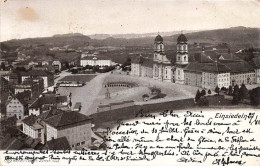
[152,35,172,82]
[131,33,258,90]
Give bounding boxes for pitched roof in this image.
[1,137,25,150]
[46,137,71,150]
[15,90,31,105]
[219,60,255,73]
[194,52,214,63]
[202,61,231,73]
[29,95,67,108]
[44,111,91,128]
[142,58,153,68]
[218,53,240,61]
[20,70,52,76]
[131,56,143,64]
[253,57,260,68]
[22,115,37,126]
[37,108,64,120]
[132,56,154,68]
[5,92,29,106]
[184,62,210,72]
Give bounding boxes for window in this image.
[81,141,85,145]
[178,56,180,61]
[184,56,187,61]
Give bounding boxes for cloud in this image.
[17,7,39,22]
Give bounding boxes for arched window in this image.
[184,56,187,61]
[160,45,163,50]
[178,56,180,61]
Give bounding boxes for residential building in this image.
[201,61,231,89]
[46,137,71,150]
[22,109,63,144]
[20,70,54,90]
[52,60,62,71]
[23,115,44,142]
[131,56,153,78]
[0,116,17,135]
[29,94,68,116]
[6,93,27,119]
[45,111,92,149]
[14,77,44,98]
[252,57,260,84]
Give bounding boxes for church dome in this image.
[177,34,187,43]
[155,34,163,42]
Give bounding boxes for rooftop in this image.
[202,61,231,73]
[46,137,71,150]
[58,75,96,82]
[29,95,67,108]
[219,60,255,73]
[44,111,91,129]
[20,70,52,77]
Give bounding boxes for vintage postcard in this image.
[0,0,260,165]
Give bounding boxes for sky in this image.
[0,0,260,41]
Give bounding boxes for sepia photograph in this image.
[0,0,260,165]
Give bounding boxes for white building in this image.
[6,94,25,120]
[252,57,260,84]
[45,111,92,149]
[20,70,54,90]
[80,56,112,67]
[131,56,153,78]
[23,115,44,141]
[201,62,231,89]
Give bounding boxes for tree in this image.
[142,94,149,101]
[69,99,72,108]
[228,85,233,95]
[195,89,201,102]
[232,84,240,105]
[200,89,206,96]
[221,87,227,92]
[208,89,211,95]
[53,87,56,94]
[238,83,248,102]
[0,62,6,70]
[215,86,220,95]
[249,87,260,106]
[121,57,131,71]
